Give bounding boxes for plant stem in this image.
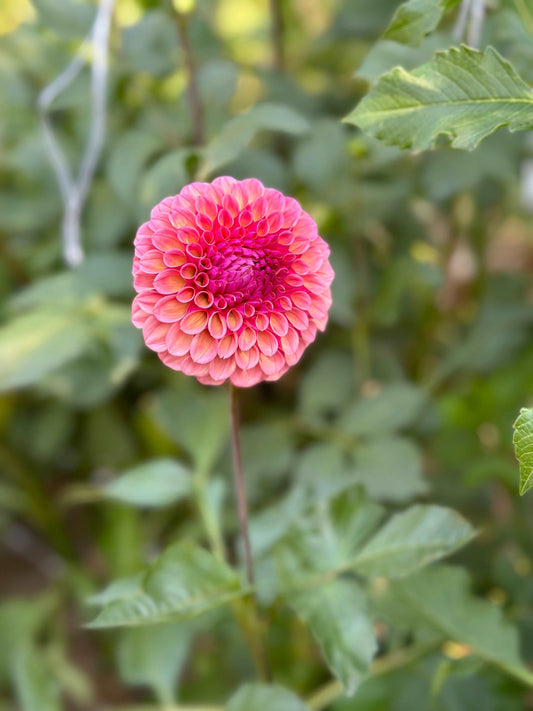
[228,385,272,682]
[229,385,254,587]
[171,6,205,146]
[269,0,285,70]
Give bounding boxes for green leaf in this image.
[200,103,309,177]
[298,350,355,421]
[337,383,427,437]
[0,308,92,391]
[9,253,134,310]
[227,683,310,711]
[89,543,243,628]
[32,0,95,38]
[345,45,533,151]
[101,459,192,508]
[117,622,193,704]
[12,645,61,711]
[275,495,474,592]
[290,580,377,695]
[151,387,229,475]
[352,437,428,502]
[392,566,533,685]
[352,505,476,578]
[383,0,459,46]
[122,10,179,76]
[138,149,190,223]
[107,130,164,205]
[513,408,533,495]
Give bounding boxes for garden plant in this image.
[0,0,533,709]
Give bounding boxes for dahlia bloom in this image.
[132,177,333,387]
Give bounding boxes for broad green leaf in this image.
[298,350,355,421]
[32,0,95,37]
[352,505,475,578]
[0,595,57,682]
[12,645,61,711]
[227,683,310,711]
[337,383,427,437]
[513,408,533,495]
[290,580,377,695]
[117,622,193,704]
[383,0,459,46]
[346,46,533,151]
[200,103,309,177]
[0,308,92,391]
[107,130,163,205]
[352,437,427,502]
[122,10,179,76]
[392,566,533,685]
[9,253,134,310]
[138,149,190,222]
[151,387,229,475]
[89,543,243,628]
[102,458,192,508]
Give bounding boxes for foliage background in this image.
[0,0,533,709]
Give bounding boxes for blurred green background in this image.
[0,0,532,709]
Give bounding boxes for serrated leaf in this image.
[513,408,533,495]
[276,497,474,591]
[392,566,533,685]
[383,0,459,46]
[102,458,192,508]
[352,505,476,578]
[227,683,310,711]
[88,543,243,628]
[346,46,533,151]
[290,580,377,696]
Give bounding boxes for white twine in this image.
[453,0,485,48]
[37,0,116,267]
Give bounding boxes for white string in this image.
[37,0,116,267]
[467,0,486,48]
[453,0,485,48]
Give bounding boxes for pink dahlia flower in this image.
[132,177,334,387]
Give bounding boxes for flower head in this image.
[132,177,334,387]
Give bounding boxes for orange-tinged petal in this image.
[154,295,188,323]
[190,331,218,364]
[181,310,208,334]
[154,269,185,294]
[209,356,236,381]
[218,333,238,358]
[238,327,256,351]
[166,323,193,356]
[269,312,289,337]
[227,309,243,331]
[208,312,227,339]
[257,330,279,356]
